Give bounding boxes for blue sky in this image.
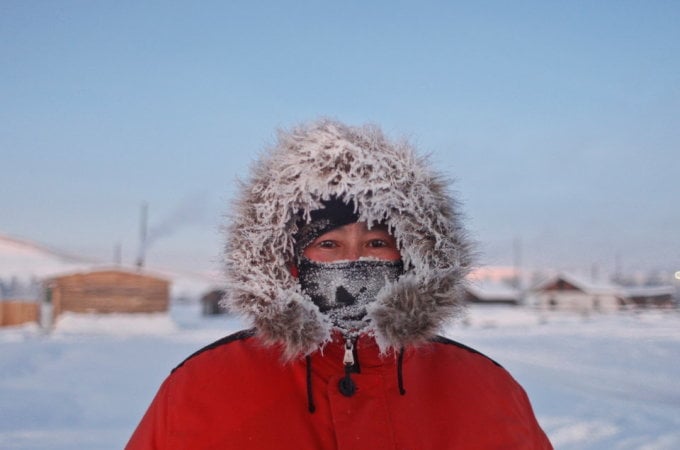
[2,1,679,276]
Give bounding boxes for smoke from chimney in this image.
[135,192,209,269]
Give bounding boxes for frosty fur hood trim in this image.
[222,119,472,360]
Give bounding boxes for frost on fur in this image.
[221,119,472,358]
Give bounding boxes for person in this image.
[126,119,553,449]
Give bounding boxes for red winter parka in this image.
[128,120,553,449]
[127,329,552,449]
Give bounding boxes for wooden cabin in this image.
[0,300,40,327]
[46,269,170,321]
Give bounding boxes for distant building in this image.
[529,272,678,312]
[201,289,228,315]
[45,268,170,323]
[0,274,42,327]
[530,273,626,312]
[464,280,521,305]
[624,285,676,308]
[0,299,39,327]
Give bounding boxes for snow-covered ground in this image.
[1,304,679,450]
[451,307,680,449]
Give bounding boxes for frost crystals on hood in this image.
[222,119,472,359]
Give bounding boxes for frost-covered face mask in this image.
[298,257,404,331]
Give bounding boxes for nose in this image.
[343,244,362,261]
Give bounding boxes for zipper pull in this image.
[343,338,354,366]
[339,338,357,397]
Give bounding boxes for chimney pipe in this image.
[136,202,148,269]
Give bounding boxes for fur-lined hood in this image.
[223,119,472,359]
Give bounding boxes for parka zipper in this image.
[338,338,357,397]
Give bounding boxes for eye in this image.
[368,239,389,248]
[317,240,337,249]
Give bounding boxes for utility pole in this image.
[513,237,522,290]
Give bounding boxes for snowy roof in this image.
[532,272,625,296]
[46,265,172,283]
[624,285,675,297]
[466,279,520,301]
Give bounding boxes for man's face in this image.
[298,221,403,323]
[302,222,401,263]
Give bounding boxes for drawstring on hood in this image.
[222,119,472,359]
[397,348,406,395]
[305,355,316,413]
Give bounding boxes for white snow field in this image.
[1,304,679,450]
